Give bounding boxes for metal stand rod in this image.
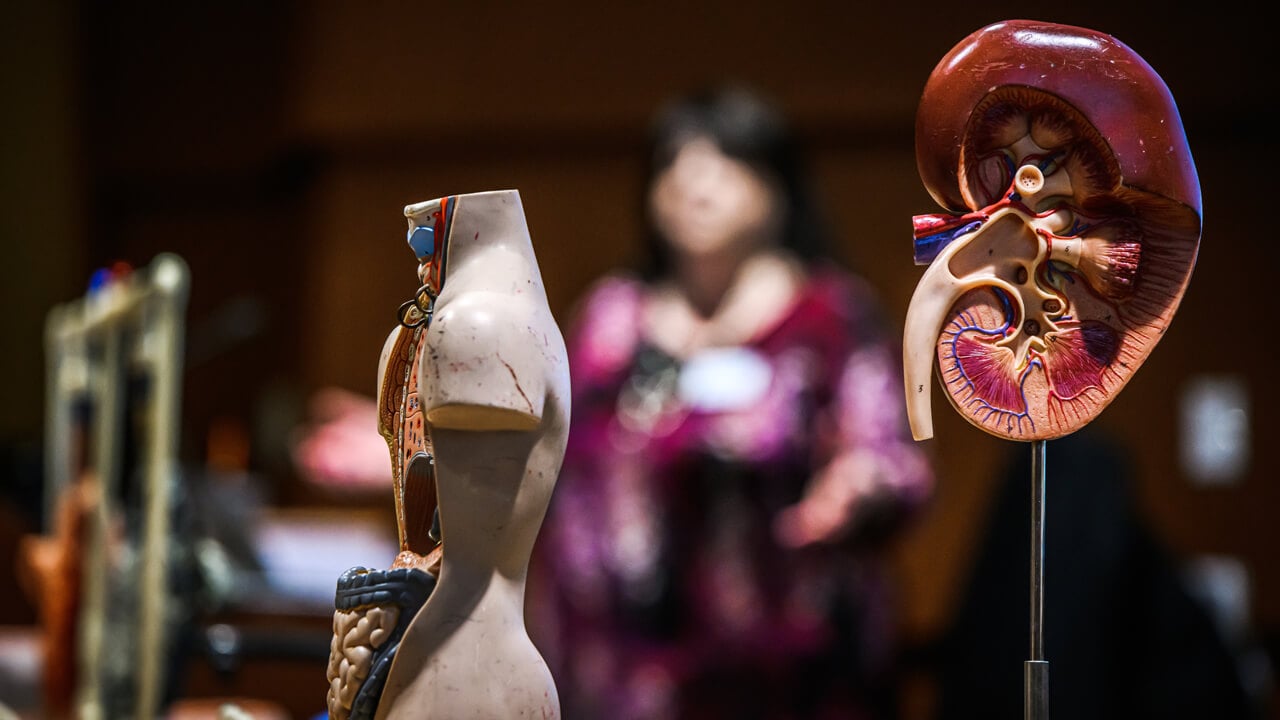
[1025,439,1049,720]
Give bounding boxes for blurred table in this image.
[178,507,396,719]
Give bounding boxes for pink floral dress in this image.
[533,264,933,719]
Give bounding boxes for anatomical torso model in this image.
[326,189,568,720]
[904,20,1201,442]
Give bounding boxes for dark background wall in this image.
[3,2,1275,717]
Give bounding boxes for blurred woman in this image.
[532,84,933,719]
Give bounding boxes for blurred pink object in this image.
[292,387,391,492]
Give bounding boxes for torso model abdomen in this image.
[327,190,567,720]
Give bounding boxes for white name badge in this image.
[677,346,773,413]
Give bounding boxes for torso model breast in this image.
[904,20,1201,441]
[326,189,569,720]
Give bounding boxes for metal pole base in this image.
[1026,439,1048,719]
[1025,660,1049,720]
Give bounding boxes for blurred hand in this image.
[773,450,882,548]
[291,387,390,492]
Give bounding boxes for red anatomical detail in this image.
[915,20,1201,441]
[1043,322,1120,401]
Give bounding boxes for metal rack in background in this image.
[44,253,189,720]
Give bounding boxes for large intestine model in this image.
[326,190,568,720]
[904,20,1201,442]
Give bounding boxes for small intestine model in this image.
[904,20,1202,441]
[326,190,568,720]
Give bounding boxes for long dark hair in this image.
[640,83,831,279]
